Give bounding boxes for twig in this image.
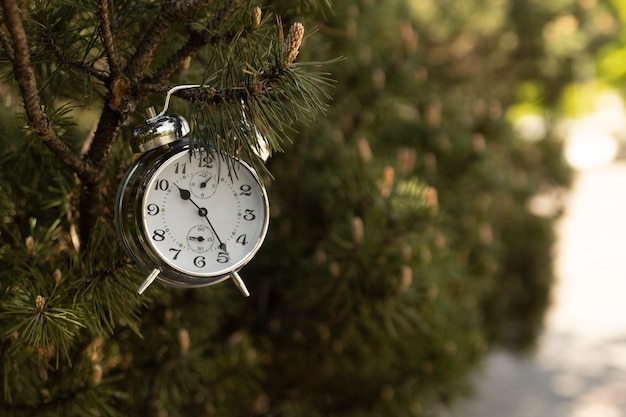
[148,7,262,85]
[0,25,15,62]
[59,55,110,83]
[211,0,241,29]
[148,27,211,83]
[136,83,253,106]
[78,95,129,245]
[96,0,121,75]
[0,0,94,178]
[125,0,212,82]
[47,37,110,82]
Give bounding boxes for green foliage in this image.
[2,262,85,362]
[0,0,615,416]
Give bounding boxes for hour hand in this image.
[174,184,191,200]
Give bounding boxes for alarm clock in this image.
[115,87,270,296]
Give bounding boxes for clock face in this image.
[141,147,269,278]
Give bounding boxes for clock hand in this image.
[175,184,192,201]
[174,184,227,252]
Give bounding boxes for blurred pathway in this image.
[448,161,626,417]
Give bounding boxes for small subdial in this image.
[186,225,216,253]
[190,171,218,199]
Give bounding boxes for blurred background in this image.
[447,101,626,416]
[437,0,626,414]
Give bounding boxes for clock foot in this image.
[138,267,161,295]
[231,271,250,297]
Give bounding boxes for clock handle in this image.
[147,84,204,122]
[137,267,162,295]
[231,271,250,297]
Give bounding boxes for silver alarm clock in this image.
[115,86,269,295]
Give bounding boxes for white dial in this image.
[141,147,269,278]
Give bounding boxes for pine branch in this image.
[48,38,109,83]
[0,0,95,179]
[148,5,264,84]
[148,26,211,83]
[0,25,15,61]
[139,22,334,172]
[79,105,127,246]
[2,282,85,366]
[96,0,121,75]
[125,0,213,83]
[211,0,242,29]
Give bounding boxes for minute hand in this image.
[174,184,227,252]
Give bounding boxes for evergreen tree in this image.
[0,1,613,416]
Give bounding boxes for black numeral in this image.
[169,248,181,260]
[243,209,256,221]
[217,251,230,263]
[146,203,159,216]
[236,234,248,245]
[239,184,252,196]
[152,229,165,241]
[154,179,169,191]
[198,155,214,168]
[193,256,206,268]
[174,162,187,174]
